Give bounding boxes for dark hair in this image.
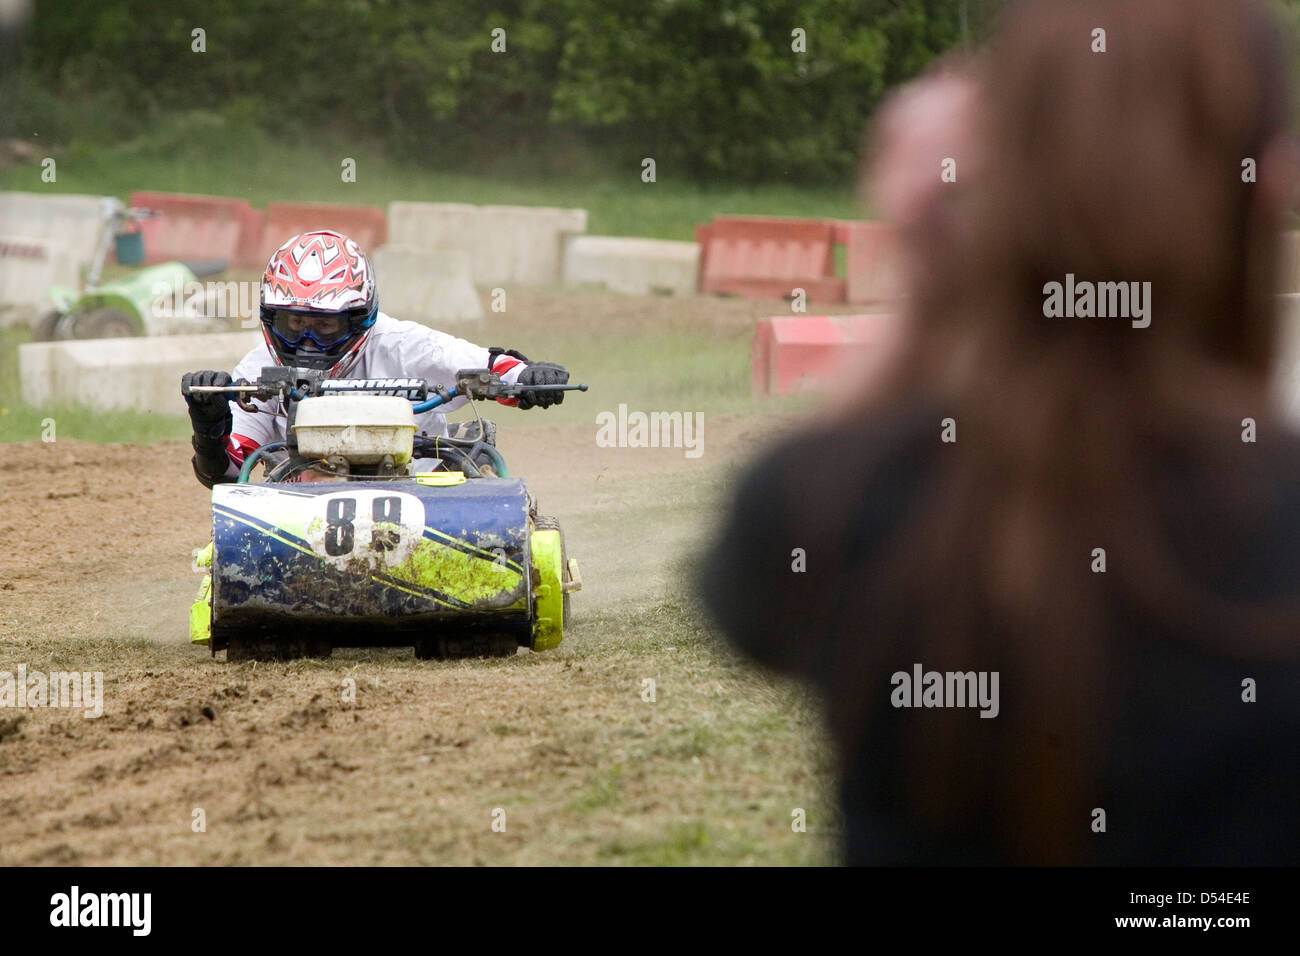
[829,0,1298,863]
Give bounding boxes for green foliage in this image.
[0,137,864,239]
[549,0,891,183]
[3,0,997,185]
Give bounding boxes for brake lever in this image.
[454,368,588,401]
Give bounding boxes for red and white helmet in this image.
[259,230,378,377]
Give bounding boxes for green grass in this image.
[465,321,804,428]
[1,306,818,444]
[0,326,191,443]
[569,766,625,815]
[0,139,861,242]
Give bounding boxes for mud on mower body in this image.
[187,368,584,661]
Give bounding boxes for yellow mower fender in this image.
[190,542,213,646]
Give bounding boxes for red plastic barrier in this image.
[751,314,902,396]
[698,216,845,303]
[129,191,263,267]
[840,220,905,304]
[258,202,388,266]
[237,205,267,268]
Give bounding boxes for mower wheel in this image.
[226,637,332,662]
[414,635,518,659]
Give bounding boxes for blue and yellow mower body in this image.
[185,367,583,661]
[192,473,575,658]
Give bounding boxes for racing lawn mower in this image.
[185,368,585,661]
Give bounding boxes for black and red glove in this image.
[181,370,235,487]
[517,362,569,409]
[182,370,234,438]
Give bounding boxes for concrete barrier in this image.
[562,236,699,296]
[0,191,112,269]
[19,331,262,415]
[388,202,587,285]
[371,244,483,325]
[0,234,80,328]
[1276,294,1300,425]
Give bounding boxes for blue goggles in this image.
[263,307,360,350]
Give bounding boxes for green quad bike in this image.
[33,201,235,341]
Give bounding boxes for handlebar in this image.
[184,367,587,413]
[411,372,588,413]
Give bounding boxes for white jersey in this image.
[220,312,525,476]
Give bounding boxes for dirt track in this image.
[0,415,834,865]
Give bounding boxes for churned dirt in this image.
[0,409,835,864]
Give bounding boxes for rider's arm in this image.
[385,320,566,411]
[180,369,237,489]
[222,349,283,479]
[181,349,280,488]
[381,322,521,413]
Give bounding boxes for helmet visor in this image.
[265,308,354,350]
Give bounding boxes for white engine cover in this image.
[292,395,416,465]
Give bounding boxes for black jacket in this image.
[700,399,1300,865]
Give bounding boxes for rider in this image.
[180,229,568,487]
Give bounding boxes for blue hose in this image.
[411,387,456,414]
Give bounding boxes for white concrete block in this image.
[0,234,80,328]
[1275,294,1300,425]
[562,235,700,296]
[372,245,483,325]
[0,191,113,268]
[387,202,587,285]
[19,331,262,415]
[387,202,478,249]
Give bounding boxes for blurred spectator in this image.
[835,54,983,410]
[702,0,1300,865]
[864,54,980,277]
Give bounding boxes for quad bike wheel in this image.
[31,310,61,342]
[53,307,137,339]
[74,307,138,339]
